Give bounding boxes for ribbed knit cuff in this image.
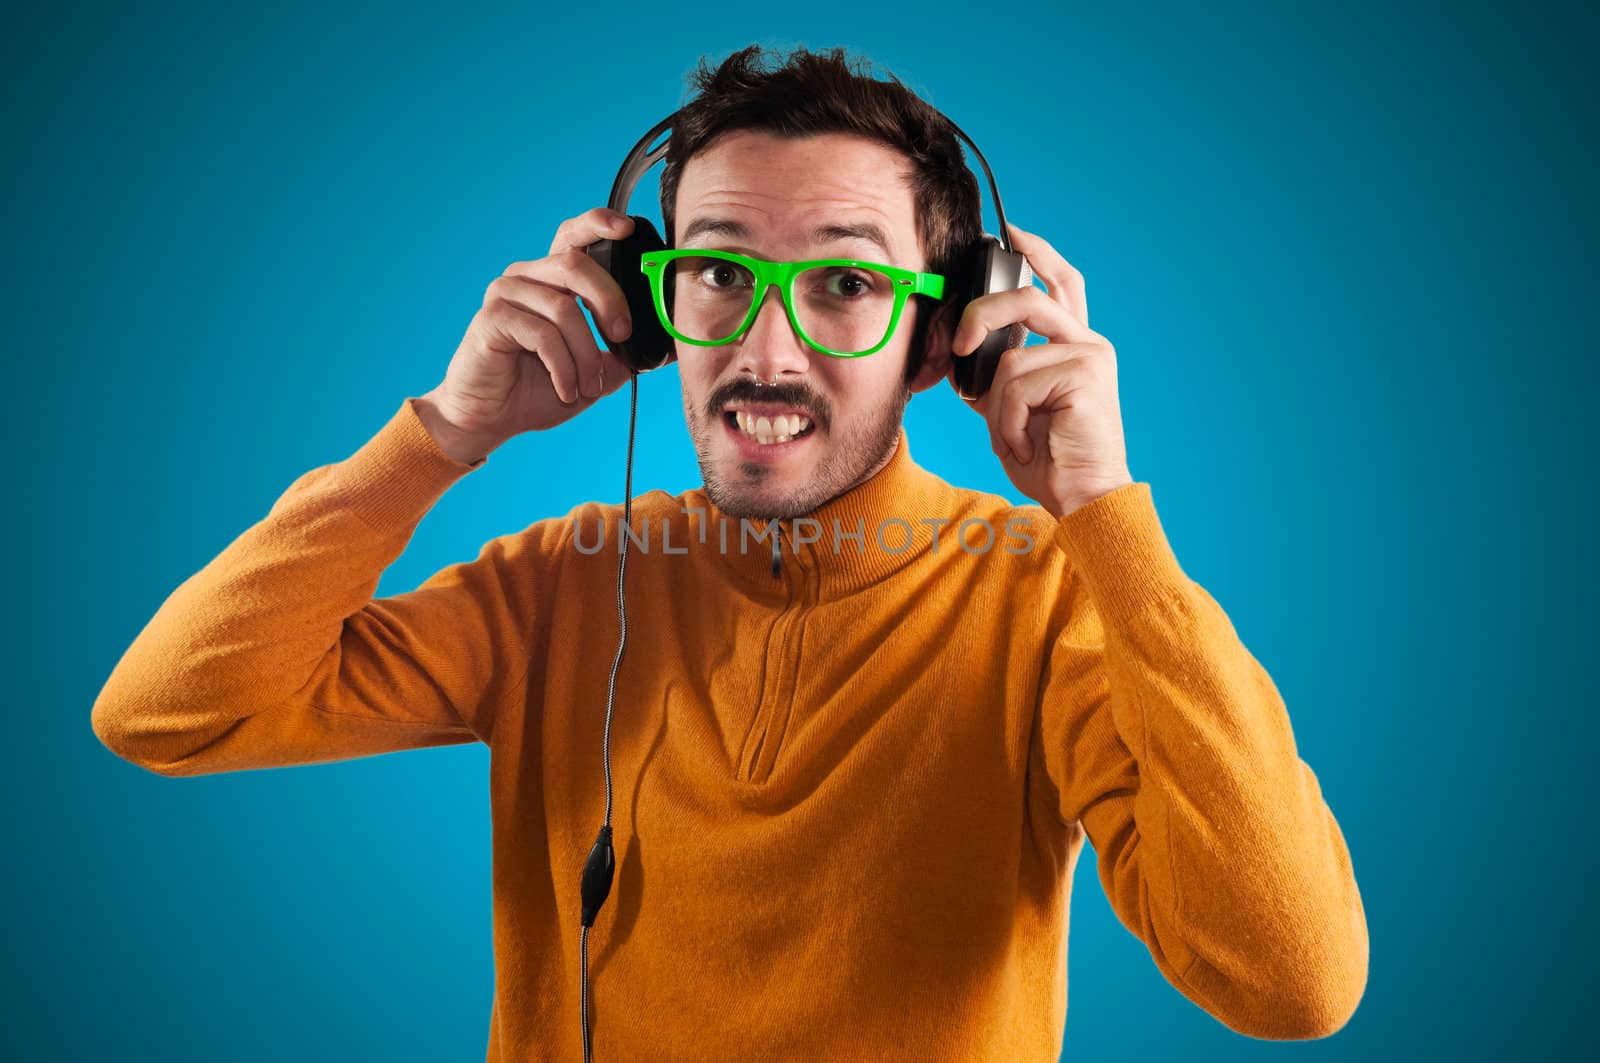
[334,397,486,533]
[1052,482,1190,621]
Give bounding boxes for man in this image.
[92,44,1368,1062]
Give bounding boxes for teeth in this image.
[730,409,813,445]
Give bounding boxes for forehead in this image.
[674,130,920,260]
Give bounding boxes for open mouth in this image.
[722,408,818,446]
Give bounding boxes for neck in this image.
[695,427,963,596]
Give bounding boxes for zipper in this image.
[742,522,810,784]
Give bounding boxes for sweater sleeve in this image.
[1031,482,1368,1040]
[91,397,550,777]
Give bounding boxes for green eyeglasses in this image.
[640,248,946,358]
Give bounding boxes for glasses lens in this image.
[666,256,756,343]
[792,264,898,354]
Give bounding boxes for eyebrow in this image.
[678,217,896,261]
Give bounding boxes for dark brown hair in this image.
[659,44,983,378]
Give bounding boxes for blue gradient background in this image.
[7,1,1591,1059]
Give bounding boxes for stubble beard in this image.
[685,383,910,521]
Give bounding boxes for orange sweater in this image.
[92,396,1368,1060]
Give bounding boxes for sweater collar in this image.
[688,428,959,599]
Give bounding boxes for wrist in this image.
[414,389,502,466]
[1049,474,1135,519]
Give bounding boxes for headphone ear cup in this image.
[584,216,674,372]
[949,234,1032,401]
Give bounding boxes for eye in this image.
[822,268,875,298]
[697,261,753,289]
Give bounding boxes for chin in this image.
[706,465,812,521]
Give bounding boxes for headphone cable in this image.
[579,368,639,1062]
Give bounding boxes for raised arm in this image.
[92,205,651,777]
[91,397,555,776]
[1032,483,1369,1039]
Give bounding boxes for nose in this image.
[730,284,812,384]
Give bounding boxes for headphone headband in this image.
[606,109,1014,254]
[607,113,676,215]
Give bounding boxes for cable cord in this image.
[579,370,640,1063]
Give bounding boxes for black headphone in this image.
[571,107,1029,1062]
[584,110,1032,399]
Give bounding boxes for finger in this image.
[968,341,1057,422]
[1006,222,1088,329]
[483,300,582,405]
[971,345,1041,458]
[985,342,1100,457]
[952,284,1100,354]
[995,352,1098,463]
[949,369,1010,458]
[490,275,608,399]
[961,344,1060,462]
[549,207,635,256]
[502,249,634,349]
[961,389,1009,458]
[595,346,635,399]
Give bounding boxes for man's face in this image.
[672,130,947,520]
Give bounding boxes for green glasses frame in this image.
[639,248,947,358]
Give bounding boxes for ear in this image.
[908,302,957,395]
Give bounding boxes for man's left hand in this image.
[950,222,1134,519]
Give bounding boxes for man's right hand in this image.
[418,207,640,463]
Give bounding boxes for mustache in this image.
[706,378,831,432]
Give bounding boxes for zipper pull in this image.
[771,519,782,579]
